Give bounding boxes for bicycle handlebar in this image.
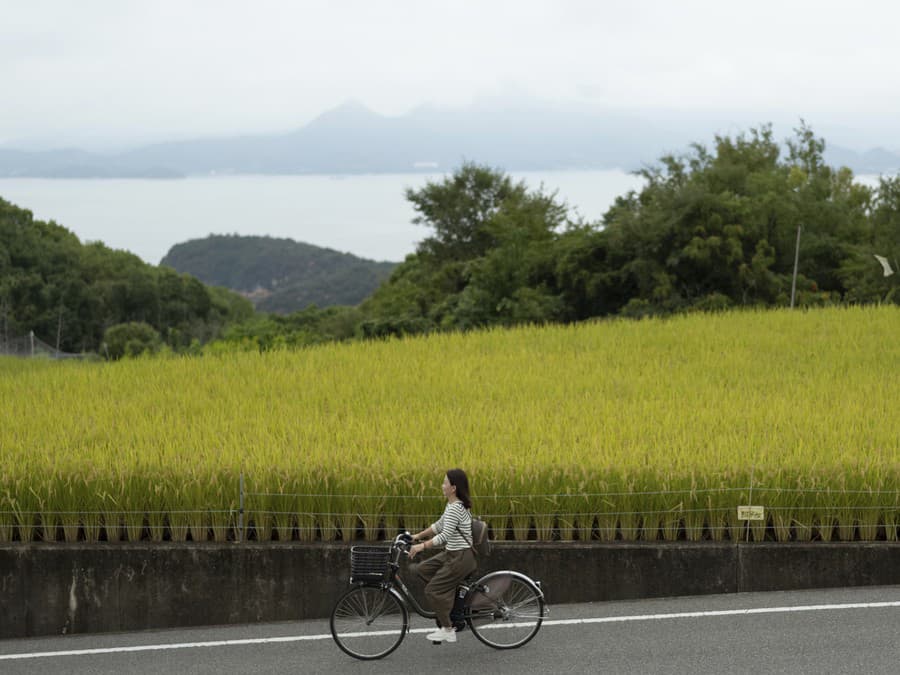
[393,531,413,555]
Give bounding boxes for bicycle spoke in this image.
[331,586,407,660]
[467,574,544,649]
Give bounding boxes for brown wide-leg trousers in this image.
[414,548,477,628]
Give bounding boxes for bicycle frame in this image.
[367,534,440,620]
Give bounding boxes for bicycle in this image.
[330,532,547,660]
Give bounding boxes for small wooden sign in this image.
[737,505,765,521]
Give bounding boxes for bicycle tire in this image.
[466,571,545,649]
[330,585,408,660]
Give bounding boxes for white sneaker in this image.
[425,627,457,643]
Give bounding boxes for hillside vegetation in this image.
[161,234,396,313]
[0,198,253,354]
[2,306,898,543]
[3,123,899,357]
[360,124,899,339]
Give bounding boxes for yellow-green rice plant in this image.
[381,493,407,541]
[209,498,235,542]
[290,491,317,543]
[592,494,619,542]
[879,483,900,542]
[832,480,859,542]
[757,483,802,542]
[294,509,317,542]
[146,479,167,542]
[558,474,606,541]
[43,477,78,542]
[122,511,144,542]
[0,490,11,542]
[82,510,104,543]
[472,475,509,542]
[505,497,532,541]
[359,494,387,541]
[682,486,707,542]
[783,480,815,542]
[814,513,836,542]
[702,475,741,541]
[166,486,191,543]
[769,505,792,542]
[119,493,145,542]
[334,497,358,543]
[813,486,837,541]
[837,510,857,541]
[747,499,768,542]
[857,482,887,541]
[268,487,297,543]
[573,493,600,542]
[582,480,622,541]
[2,306,899,544]
[858,509,881,541]
[98,491,123,542]
[533,495,559,541]
[614,479,644,542]
[326,494,353,542]
[659,502,684,541]
[884,508,900,542]
[504,473,538,541]
[553,492,582,542]
[655,478,693,541]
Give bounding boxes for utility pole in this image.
[790,225,802,309]
[56,305,64,356]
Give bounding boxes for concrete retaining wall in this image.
[3,542,900,639]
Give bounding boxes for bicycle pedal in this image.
[431,641,441,645]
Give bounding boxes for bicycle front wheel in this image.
[330,585,408,660]
[466,571,545,649]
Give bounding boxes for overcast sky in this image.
[3,0,900,150]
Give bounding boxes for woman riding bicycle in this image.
[408,468,477,643]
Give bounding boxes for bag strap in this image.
[456,520,478,557]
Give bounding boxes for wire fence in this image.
[2,478,900,544]
[0,330,85,359]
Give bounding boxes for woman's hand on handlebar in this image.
[408,542,426,559]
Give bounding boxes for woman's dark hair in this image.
[446,468,472,510]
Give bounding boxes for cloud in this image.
[3,0,900,148]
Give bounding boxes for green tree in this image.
[103,321,162,359]
[363,163,569,333]
[598,124,872,314]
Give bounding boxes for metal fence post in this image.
[238,472,244,543]
[790,225,802,308]
[747,469,753,543]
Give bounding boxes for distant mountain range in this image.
[160,234,397,313]
[2,101,899,177]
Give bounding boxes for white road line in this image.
[3,600,900,661]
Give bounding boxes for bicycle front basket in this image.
[350,545,391,583]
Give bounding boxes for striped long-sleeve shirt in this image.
[430,501,472,551]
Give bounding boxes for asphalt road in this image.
[2,586,900,674]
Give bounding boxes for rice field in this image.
[1,305,898,543]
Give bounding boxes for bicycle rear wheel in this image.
[466,571,544,649]
[330,585,408,660]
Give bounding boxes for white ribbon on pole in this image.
[873,254,894,277]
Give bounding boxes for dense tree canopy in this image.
[361,162,569,335]
[161,234,396,313]
[360,126,897,338]
[0,198,253,354]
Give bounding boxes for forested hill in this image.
[0,197,254,355]
[160,235,398,313]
